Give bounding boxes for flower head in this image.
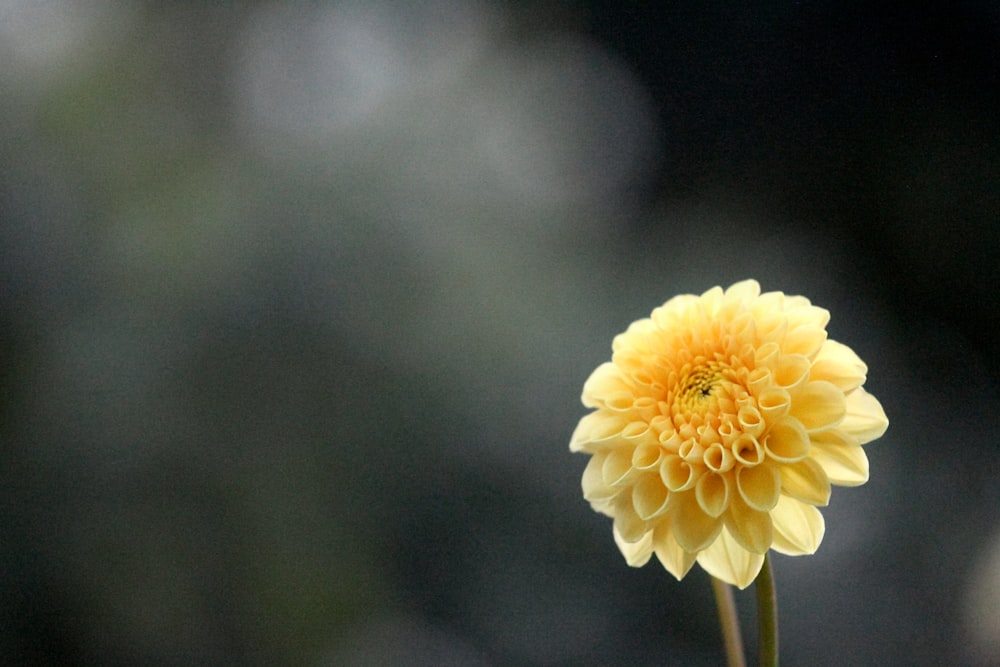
[570,280,888,588]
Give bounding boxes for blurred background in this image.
[1,1,998,665]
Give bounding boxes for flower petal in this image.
[772,354,811,390]
[695,472,731,518]
[660,454,699,492]
[652,522,697,580]
[810,339,867,391]
[757,386,791,422]
[810,431,870,486]
[671,492,723,552]
[779,458,831,506]
[724,497,773,554]
[612,494,648,542]
[724,279,762,302]
[737,463,781,511]
[783,323,828,358]
[732,434,765,467]
[633,473,672,520]
[770,495,825,555]
[792,380,846,431]
[582,453,619,503]
[632,443,665,471]
[569,411,628,453]
[581,362,630,408]
[840,387,889,444]
[602,446,637,487]
[697,528,765,589]
[762,417,810,463]
[613,524,654,566]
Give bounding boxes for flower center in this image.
[675,364,724,415]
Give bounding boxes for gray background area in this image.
[2,2,998,665]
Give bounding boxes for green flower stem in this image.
[756,553,779,667]
[711,576,746,667]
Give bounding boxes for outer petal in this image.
[697,528,765,589]
[778,458,832,506]
[569,411,628,452]
[810,339,867,391]
[613,524,654,566]
[792,381,846,432]
[652,521,697,581]
[770,495,825,555]
[724,279,762,303]
[671,492,724,552]
[840,388,889,444]
[737,464,781,511]
[582,453,619,504]
[724,497,773,554]
[581,363,631,409]
[612,494,648,543]
[810,430,870,486]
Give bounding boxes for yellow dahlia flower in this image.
[570,280,888,589]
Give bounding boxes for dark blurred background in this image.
[1,1,998,665]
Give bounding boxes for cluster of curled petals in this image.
[570,280,888,588]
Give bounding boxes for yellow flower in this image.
[570,280,888,588]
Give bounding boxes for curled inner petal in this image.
[695,473,731,518]
[763,417,810,462]
[602,447,637,486]
[633,474,672,519]
[737,464,781,511]
[703,442,734,473]
[632,443,664,471]
[757,386,791,421]
[660,455,698,492]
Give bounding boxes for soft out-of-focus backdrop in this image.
[1,1,998,665]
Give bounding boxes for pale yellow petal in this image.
[633,473,672,520]
[810,339,867,391]
[782,324,828,358]
[695,472,731,518]
[703,442,735,473]
[724,497,773,554]
[652,522,698,581]
[582,453,619,503]
[581,362,632,409]
[651,294,700,329]
[724,279,762,303]
[770,495,825,555]
[612,318,662,356]
[771,354,811,390]
[569,411,628,453]
[671,492,723,552]
[697,528,765,589]
[732,434,765,467]
[612,494,648,543]
[757,386,791,422]
[792,380,846,431]
[737,464,781,511]
[737,405,765,438]
[631,442,665,471]
[613,524,654,566]
[762,417,810,463]
[840,387,889,444]
[660,454,699,492]
[779,458,831,506]
[601,446,637,487]
[810,431,870,486]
